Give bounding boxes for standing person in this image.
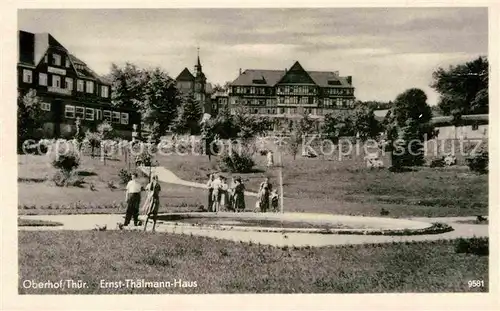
[259,177,272,212]
[211,174,223,213]
[120,173,143,228]
[206,174,215,212]
[270,189,279,212]
[143,175,161,232]
[233,177,246,212]
[219,176,230,211]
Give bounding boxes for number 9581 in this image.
[468,280,485,288]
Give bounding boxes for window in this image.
[52,54,61,66]
[112,112,121,123]
[86,81,94,93]
[472,124,479,131]
[65,58,71,68]
[103,110,111,122]
[85,108,94,120]
[121,112,129,125]
[39,73,48,86]
[44,54,48,63]
[52,75,61,88]
[75,106,85,119]
[22,69,32,83]
[77,80,84,92]
[96,109,102,120]
[65,77,73,90]
[41,102,51,111]
[101,85,109,98]
[65,105,75,118]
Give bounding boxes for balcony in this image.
[48,86,72,96]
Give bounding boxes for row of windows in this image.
[238,107,340,115]
[326,88,354,96]
[64,105,129,124]
[278,96,316,105]
[232,86,269,95]
[322,98,355,108]
[22,69,109,97]
[277,85,317,95]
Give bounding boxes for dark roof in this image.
[231,70,285,86]
[230,63,352,88]
[18,30,109,84]
[277,61,316,85]
[176,68,195,81]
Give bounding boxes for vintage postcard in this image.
[2,1,499,310]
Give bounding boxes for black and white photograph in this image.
[2,2,499,310]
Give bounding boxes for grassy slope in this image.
[157,152,488,216]
[18,147,488,217]
[18,231,488,294]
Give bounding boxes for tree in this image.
[321,112,354,143]
[141,68,181,142]
[385,88,436,168]
[17,90,44,150]
[172,94,203,135]
[431,56,488,121]
[352,105,382,141]
[108,62,145,110]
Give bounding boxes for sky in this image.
[18,8,488,106]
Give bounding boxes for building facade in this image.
[431,114,488,140]
[227,61,355,119]
[18,30,140,139]
[175,51,213,115]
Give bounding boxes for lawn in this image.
[155,150,488,217]
[18,231,488,294]
[18,140,488,218]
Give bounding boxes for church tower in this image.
[194,47,206,98]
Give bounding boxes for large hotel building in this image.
[224,61,355,119]
[17,30,140,139]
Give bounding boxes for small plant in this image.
[429,157,445,168]
[218,150,255,173]
[455,237,488,256]
[118,168,132,185]
[107,180,117,190]
[466,149,488,173]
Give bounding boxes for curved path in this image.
[19,214,488,247]
[139,166,258,197]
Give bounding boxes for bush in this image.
[429,157,445,168]
[455,237,488,256]
[51,151,80,173]
[118,168,132,185]
[52,171,85,187]
[466,149,488,173]
[218,151,255,173]
[22,141,48,155]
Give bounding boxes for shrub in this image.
[455,237,488,256]
[466,149,488,173]
[52,151,80,173]
[52,170,85,187]
[218,151,255,173]
[118,168,132,185]
[429,157,445,168]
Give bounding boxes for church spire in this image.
[197,46,201,67]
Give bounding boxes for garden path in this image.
[19,214,488,247]
[138,166,259,197]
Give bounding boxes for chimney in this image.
[239,68,242,75]
[347,76,352,85]
[334,71,339,77]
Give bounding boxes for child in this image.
[270,189,279,212]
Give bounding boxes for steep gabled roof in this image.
[230,62,353,88]
[176,67,195,81]
[277,61,316,85]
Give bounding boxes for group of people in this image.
[206,174,246,212]
[206,174,279,213]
